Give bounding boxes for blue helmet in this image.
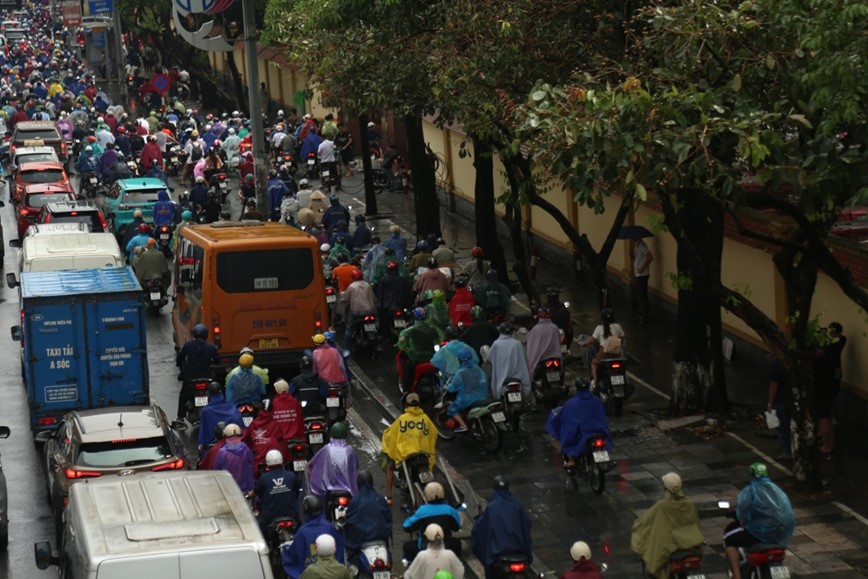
[412,307,427,320]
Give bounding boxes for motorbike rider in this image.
[190,175,210,215]
[242,402,285,473]
[471,475,533,579]
[103,151,133,186]
[122,208,146,249]
[424,289,451,331]
[405,524,465,579]
[526,307,563,379]
[724,463,796,579]
[383,225,408,261]
[152,189,176,236]
[267,169,289,221]
[580,308,626,385]
[214,424,255,494]
[271,379,306,441]
[444,347,488,433]
[402,481,462,560]
[408,240,432,273]
[223,346,269,388]
[380,393,438,504]
[473,268,513,321]
[448,275,475,327]
[131,237,170,293]
[559,542,604,579]
[631,473,704,579]
[299,534,351,579]
[341,269,377,351]
[329,221,354,253]
[344,470,392,564]
[372,248,410,284]
[225,352,266,405]
[198,381,244,452]
[254,449,301,537]
[545,379,612,468]
[351,214,371,249]
[322,193,350,233]
[97,141,118,180]
[282,496,346,579]
[289,357,329,416]
[308,422,359,500]
[413,258,450,302]
[431,326,479,382]
[311,333,351,386]
[174,324,221,430]
[374,260,412,334]
[546,287,574,350]
[198,420,228,470]
[75,144,99,184]
[396,308,444,394]
[487,322,532,401]
[125,222,153,260]
[461,246,489,291]
[461,306,500,358]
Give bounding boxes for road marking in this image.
[725,432,793,476]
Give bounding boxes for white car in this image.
[10,146,59,177]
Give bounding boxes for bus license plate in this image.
[259,338,279,350]
[492,411,506,423]
[326,397,340,408]
[364,323,376,332]
[309,433,323,444]
[419,471,434,483]
[393,319,406,328]
[149,291,161,300]
[593,450,610,463]
[293,460,307,472]
[243,416,253,427]
[546,371,561,382]
[507,392,522,403]
[770,567,790,579]
[611,375,625,385]
[326,294,336,303]
[194,395,208,407]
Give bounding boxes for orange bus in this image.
[172,221,328,372]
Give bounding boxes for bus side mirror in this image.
[10,326,21,341]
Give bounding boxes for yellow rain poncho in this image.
[630,487,704,579]
[381,406,438,470]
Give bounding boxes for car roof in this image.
[23,183,74,195]
[13,146,56,156]
[116,177,169,190]
[14,121,58,130]
[17,160,65,171]
[69,405,166,444]
[43,201,101,213]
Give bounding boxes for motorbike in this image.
[183,377,213,427]
[286,438,311,478]
[166,145,184,176]
[267,516,298,577]
[305,152,319,179]
[396,352,440,401]
[391,308,409,339]
[353,540,393,579]
[143,278,167,316]
[719,501,790,579]
[563,435,610,495]
[352,313,379,358]
[277,151,297,175]
[125,156,140,177]
[435,389,505,453]
[642,549,705,579]
[395,451,434,509]
[80,171,100,198]
[325,490,352,530]
[500,378,525,432]
[320,162,335,193]
[209,172,230,203]
[237,403,256,428]
[154,224,174,258]
[596,357,632,417]
[325,383,348,425]
[490,554,532,579]
[304,416,329,454]
[532,357,565,409]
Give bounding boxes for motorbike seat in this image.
[464,399,490,412]
[747,543,786,553]
[495,553,529,563]
[670,549,703,561]
[413,362,437,382]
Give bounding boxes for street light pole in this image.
[241,0,269,215]
[112,6,124,90]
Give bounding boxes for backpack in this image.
[190,142,203,162]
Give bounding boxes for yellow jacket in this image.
[381,407,438,469]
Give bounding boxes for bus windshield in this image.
[216,248,314,293]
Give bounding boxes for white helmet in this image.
[424,524,443,542]
[228,127,236,135]
[277,109,284,116]
[570,541,591,561]
[265,450,284,467]
[85,145,93,152]
[195,175,205,183]
[320,243,331,253]
[223,424,242,437]
[274,379,289,394]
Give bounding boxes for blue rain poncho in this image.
[545,389,612,457]
[736,477,796,545]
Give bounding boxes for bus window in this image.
[178,240,204,288]
[216,248,313,293]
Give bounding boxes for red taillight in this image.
[239,405,253,413]
[592,438,606,448]
[218,174,226,180]
[371,559,386,570]
[326,287,335,295]
[65,468,102,479]
[160,225,169,233]
[364,315,375,322]
[310,422,323,430]
[602,543,611,555]
[508,563,526,573]
[748,550,786,567]
[610,361,622,369]
[669,557,702,572]
[19,208,31,217]
[545,359,560,368]
[61,142,68,154]
[294,443,306,451]
[193,381,209,390]
[151,459,185,471]
[278,520,294,528]
[395,310,403,316]
[37,416,58,427]
[337,496,349,506]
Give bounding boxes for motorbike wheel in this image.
[476,416,503,453]
[612,396,623,417]
[584,457,605,495]
[508,408,521,432]
[148,303,160,317]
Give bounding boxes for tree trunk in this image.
[471,137,508,282]
[501,158,538,305]
[404,115,440,238]
[225,53,247,115]
[358,112,378,215]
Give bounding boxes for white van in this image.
[35,471,274,579]
[7,229,123,287]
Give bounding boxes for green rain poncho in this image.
[630,487,704,579]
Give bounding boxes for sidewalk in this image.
[329,173,868,577]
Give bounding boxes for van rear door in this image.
[87,297,149,406]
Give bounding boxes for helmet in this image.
[546,286,560,298]
[138,223,150,233]
[299,178,309,187]
[427,256,438,268]
[404,392,421,407]
[245,173,254,182]
[471,305,484,320]
[354,214,365,223]
[84,145,92,152]
[750,462,768,478]
[493,475,509,489]
[570,541,591,561]
[329,422,348,439]
[195,175,205,183]
[315,534,337,557]
[324,331,336,342]
[423,290,434,301]
[471,246,484,258]
[320,243,331,253]
[265,449,284,467]
[223,424,242,437]
[214,421,227,440]
[357,470,373,488]
[415,240,428,250]
[300,355,313,369]
[423,482,445,502]
[498,322,514,335]
[239,353,254,368]
[133,209,143,218]
[328,193,338,203]
[443,326,459,341]
[424,524,444,542]
[389,225,400,234]
[456,347,474,363]
[601,308,615,323]
[486,268,498,279]
[431,289,445,301]
[433,572,454,579]
[192,324,208,339]
[412,307,427,320]
[350,269,363,281]
[662,472,682,493]
[386,260,398,271]
[312,333,327,345]
[575,378,591,391]
[269,169,277,178]
[207,381,223,396]
[302,495,323,517]
[274,379,289,394]
[117,125,125,133]
[240,347,255,356]
[536,306,551,318]
[181,210,192,221]
[454,274,469,288]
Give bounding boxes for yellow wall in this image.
[811,273,866,390]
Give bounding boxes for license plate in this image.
[322,170,330,178]
[393,319,406,328]
[593,450,609,463]
[507,392,522,403]
[687,575,706,579]
[309,433,323,444]
[308,159,315,166]
[171,156,178,163]
[374,572,390,579]
[160,233,169,240]
[149,291,161,300]
[259,338,279,349]
[89,177,97,184]
[194,395,208,407]
[611,374,625,385]
[128,162,136,168]
[770,567,790,579]
[326,295,336,303]
[219,183,227,190]
[293,460,307,472]
[243,416,253,427]
[326,397,340,408]
[492,411,506,423]
[561,345,568,353]
[546,371,561,382]
[334,507,345,520]
[419,471,434,483]
[364,323,376,332]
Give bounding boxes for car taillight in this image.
[669,556,702,572]
[65,468,102,479]
[37,416,58,427]
[508,563,526,573]
[151,459,185,471]
[337,496,349,506]
[748,549,786,567]
[592,438,606,448]
[19,208,30,217]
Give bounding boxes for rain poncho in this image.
[381,406,438,469]
[559,558,604,579]
[397,323,443,364]
[487,334,531,397]
[736,477,796,545]
[526,318,562,373]
[307,439,360,499]
[271,391,306,441]
[431,339,479,380]
[281,513,345,579]
[449,287,475,327]
[255,466,300,532]
[362,243,386,281]
[225,366,266,404]
[344,479,392,554]
[425,294,450,331]
[447,360,489,417]
[405,544,465,579]
[545,389,612,457]
[214,439,254,493]
[383,232,408,260]
[374,270,411,311]
[299,555,351,579]
[198,393,244,450]
[242,410,285,470]
[631,488,704,579]
[471,488,533,568]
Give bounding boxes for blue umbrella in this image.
[618,225,654,240]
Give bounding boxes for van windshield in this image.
[216,248,314,293]
[76,437,174,467]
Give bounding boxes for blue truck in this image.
[10,267,150,434]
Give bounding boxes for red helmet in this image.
[386,260,399,271]
[471,246,484,258]
[117,126,126,133]
[87,135,96,142]
[350,269,363,281]
[138,223,150,233]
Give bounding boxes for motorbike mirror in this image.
[563,301,571,309]
[599,563,608,574]
[457,502,467,511]
[301,400,307,407]
[433,345,440,352]
[718,500,730,509]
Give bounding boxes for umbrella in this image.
[618,225,654,240]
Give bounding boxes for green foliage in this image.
[667,271,694,291]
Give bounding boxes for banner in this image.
[61,0,82,27]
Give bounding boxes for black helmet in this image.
[427,256,438,268]
[575,378,591,391]
[192,324,208,339]
[207,381,223,396]
[601,308,615,323]
[354,214,365,224]
[214,420,227,439]
[444,326,459,341]
[546,286,560,298]
[300,355,312,369]
[487,268,498,279]
[493,475,509,490]
[498,322,514,335]
[302,495,323,517]
[357,470,374,489]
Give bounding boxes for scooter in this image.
[143,278,167,316]
[396,352,440,401]
[563,435,610,495]
[395,451,434,510]
[154,224,174,258]
[183,377,213,427]
[719,501,790,579]
[352,313,379,358]
[320,162,335,193]
[596,358,632,417]
[325,383,348,425]
[435,388,505,453]
[500,378,525,432]
[304,416,329,454]
[209,172,229,203]
[80,171,100,198]
[305,152,319,179]
[267,516,297,577]
[286,438,311,478]
[125,156,140,176]
[237,403,256,428]
[166,145,183,175]
[325,490,352,530]
[391,308,409,338]
[353,540,393,579]
[532,358,565,409]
